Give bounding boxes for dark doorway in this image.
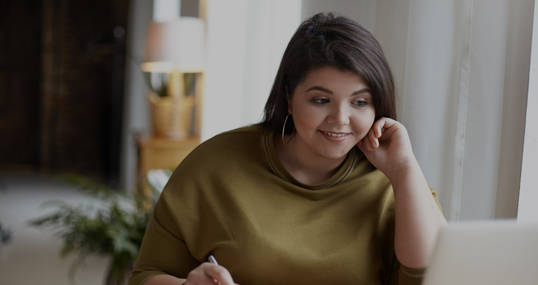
[0,0,129,185]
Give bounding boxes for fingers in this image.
[205,264,235,285]
[185,263,235,285]
[357,127,377,152]
[360,117,398,151]
[357,128,377,152]
[367,127,378,150]
[368,118,386,150]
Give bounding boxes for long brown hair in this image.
[260,13,396,134]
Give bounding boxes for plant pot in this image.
[148,92,186,139]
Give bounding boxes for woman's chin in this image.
[318,147,355,161]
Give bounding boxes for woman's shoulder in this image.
[179,124,268,168]
[201,124,266,147]
[217,124,266,135]
[162,124,270,200]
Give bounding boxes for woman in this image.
[129,13,447,285]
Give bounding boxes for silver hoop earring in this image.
[281,114,294,145]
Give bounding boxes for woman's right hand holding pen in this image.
[183,255,237,285]
[182,261,236,285]
[144,255,237,285]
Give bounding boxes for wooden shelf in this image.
[138,136,200,208]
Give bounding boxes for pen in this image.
[208,254,218,265]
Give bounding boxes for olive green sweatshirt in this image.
[129,125,440,285]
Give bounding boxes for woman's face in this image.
[289,66,376,160]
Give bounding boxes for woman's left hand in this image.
[357,117,416,179]
[358,117,447,269]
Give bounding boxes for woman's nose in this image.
[327,104,350,125]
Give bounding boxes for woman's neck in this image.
[274,134,347,185]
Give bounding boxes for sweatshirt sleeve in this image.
[128,197,201,285]
[398,265,425,285]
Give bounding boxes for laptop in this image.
[422,220,538,285]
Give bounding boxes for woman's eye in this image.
[313,98,329,104]
[353,101,367,107]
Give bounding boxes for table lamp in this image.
[142,17,205,139]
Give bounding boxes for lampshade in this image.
[142,17,205,73]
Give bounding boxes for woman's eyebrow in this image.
[305,86,371,96]
[305,86,332,94]
[352,88,371,95]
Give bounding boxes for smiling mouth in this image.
[321,131,350,138]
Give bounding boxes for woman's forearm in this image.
[388,158,448,269]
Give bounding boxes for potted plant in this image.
[28,174,157,285]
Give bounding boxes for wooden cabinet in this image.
[138,136,200,208]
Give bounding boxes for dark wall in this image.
[0,0,129,184]
[0,0,42,170]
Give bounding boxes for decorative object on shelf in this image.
[27,174,159,285]
[146,169,172,193]
[142,17,205,139]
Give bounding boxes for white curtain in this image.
[302,0,535,221]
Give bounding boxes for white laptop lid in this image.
[422,220,538,285]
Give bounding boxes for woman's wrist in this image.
[383,156,421,184]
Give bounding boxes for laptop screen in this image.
[422,220,538,285]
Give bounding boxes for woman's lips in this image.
[319,130,351,141]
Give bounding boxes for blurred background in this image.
[1,0,537,284]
